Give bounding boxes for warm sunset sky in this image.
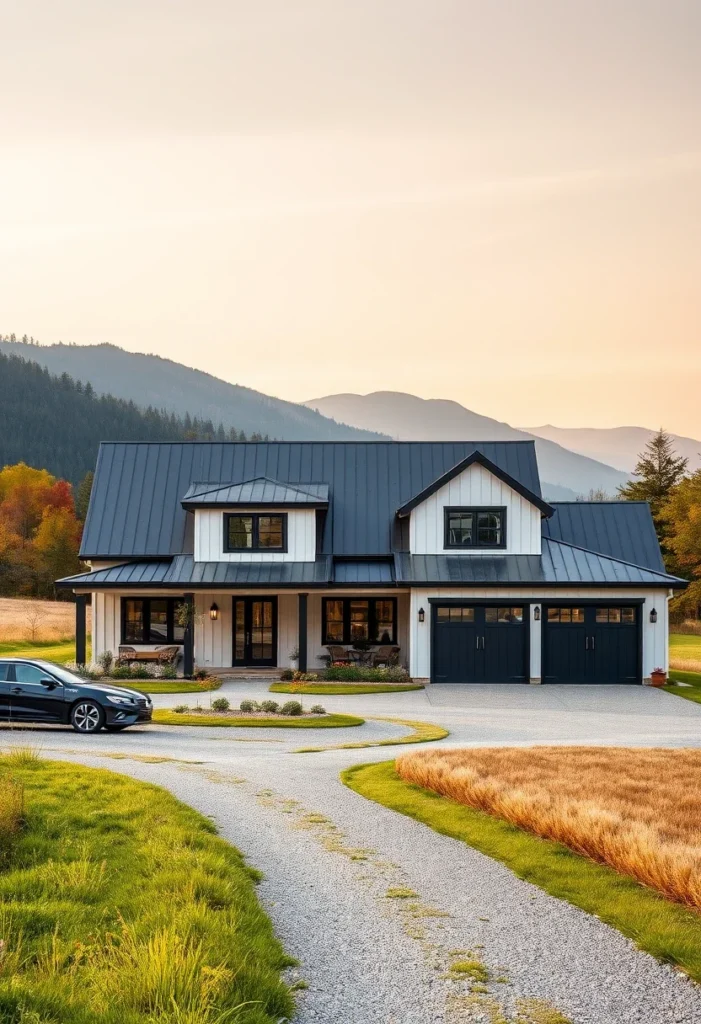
[2,1,700,434]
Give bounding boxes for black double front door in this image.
[432,605,528,683]
[232,597,277,667]
[542,604,640,684]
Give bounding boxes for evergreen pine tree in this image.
[618,428,688,547]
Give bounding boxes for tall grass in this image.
[397,746,701,911]
[0,760,293,1023]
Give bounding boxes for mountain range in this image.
[524,424,701,474]
[303,392,630,499]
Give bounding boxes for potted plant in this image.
[288,646,300,671]
[650,667,667,687]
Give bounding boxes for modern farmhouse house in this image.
[58,440,684,684]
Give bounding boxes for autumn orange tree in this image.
[0,463,82,597]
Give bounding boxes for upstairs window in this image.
[224,513,287,552]
[444,507,506,549]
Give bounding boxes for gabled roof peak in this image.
[396,449,554,518]
[181,478,329,508]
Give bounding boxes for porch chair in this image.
[371,645,400,668]
[325,644,353,665]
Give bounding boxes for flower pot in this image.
[650,671,667,687]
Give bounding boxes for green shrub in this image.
[310,704,326,715]
[261,700,280,713]
[172,704,189,714]
[281,700,303,717]
[110,665,132,679]
[280,669,294,681]
[239,699,255,712]
[128,664,150,680]
[194,668,208,680]
[97,651,113,674]
[323,665,410,682]
[210,697,230,712]
[160,664,177,680]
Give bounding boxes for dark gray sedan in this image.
[0,659,152,733]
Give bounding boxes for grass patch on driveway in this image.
[343,760,701,982]
[270,682,424,695]
[153,709,364,728]
[0,751,293,1023]
[296,716,448,752]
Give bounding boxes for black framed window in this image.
[224,513,287,552]
[121,598,186,644]
[444,507,506,549]
[322,597,397,645]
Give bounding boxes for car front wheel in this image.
[71,701,104,733]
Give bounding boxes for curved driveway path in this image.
[3,683,700,1024]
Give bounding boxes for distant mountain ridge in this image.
[303,391,630,500]
[524,424,701,474]
[0,339,384,443]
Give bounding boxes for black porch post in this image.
[298,593,308,673]
[183,592,195,677]
[75,593,87,665]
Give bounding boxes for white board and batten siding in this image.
[409,463,541,555]
[409,587,670,681]
[194,509,316,562]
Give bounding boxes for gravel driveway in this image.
[3,684,701,1023]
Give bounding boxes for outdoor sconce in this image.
[533,606,541,621]
[418,607,425,623]
[650,608,658,624]
[209,602,219,621]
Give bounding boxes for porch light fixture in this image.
[650,608,657,624]
[533,605,541,621]
[209,602,219,621]
[418,607,425,623]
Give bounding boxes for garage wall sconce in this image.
[650,608,657,624]
[533,606,541,621]
[209,602,219,621]
[418,607,425,623]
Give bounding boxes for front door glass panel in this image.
[232,598,276,666]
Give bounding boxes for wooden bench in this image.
[118,646,180,665]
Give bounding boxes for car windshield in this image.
[35,661,84,686]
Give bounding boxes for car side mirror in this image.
[40,678,57,689]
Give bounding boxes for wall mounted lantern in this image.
[533,605,541,621]
[650,608,657,624]
[209,602,219,621]
[418,607,425,623]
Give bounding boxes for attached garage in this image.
[431,603,528,683]
[542,603,642,684]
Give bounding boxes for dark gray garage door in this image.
[432,605,528,683]
[542,604,641,684]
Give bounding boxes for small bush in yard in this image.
[280,669,294,681]
[239,699,255,712]
[110,665,132,679]
[172,704,189,714]
[281,700,303,716]
[211,697,230,712]
[160,663,177,680]
[194,668,208,680]
[97,650,113,674]
[261,700,280,713]
[310,704,326,715]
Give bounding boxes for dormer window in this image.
[444,507,506,549]
[224,513,287,552]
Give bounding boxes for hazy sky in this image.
[2,1,700,435]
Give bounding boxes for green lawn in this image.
[270,682,424,695]
[154,709,365,728]
[664,668,701,705]
[0,638,90,663]
[670,632,701,658]
[296,716,448,753]
[0,751,293,1023]
[343,760,701,983]
[130,679,223,694]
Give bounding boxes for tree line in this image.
[0,350,270,485]
[618,429,701,620]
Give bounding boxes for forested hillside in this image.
[0,351,252,484]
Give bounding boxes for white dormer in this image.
[182,478,328,563]
[396,452,553,556]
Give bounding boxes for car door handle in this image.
[10,687,21,694]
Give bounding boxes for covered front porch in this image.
[79,589,410,675]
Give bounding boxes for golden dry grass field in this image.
[669,633,701,673]
[0,597,91,642]
[397,746,701,910]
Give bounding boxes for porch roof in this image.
[57,555,333,589]
[181,477,329,508]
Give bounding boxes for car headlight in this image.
[107,695,135,706]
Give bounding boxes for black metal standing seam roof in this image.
[333,560,395,584]
[395,537,685,587]
[57,555,333,589]
[80,441,542,559]
[544,502,666,573]
[181,479,329,507]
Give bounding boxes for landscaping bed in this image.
[0,749,293,1023]
[155,698,364,729]
[343,759,701,982]
[279,665,412,684]
[271,682,424,695]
